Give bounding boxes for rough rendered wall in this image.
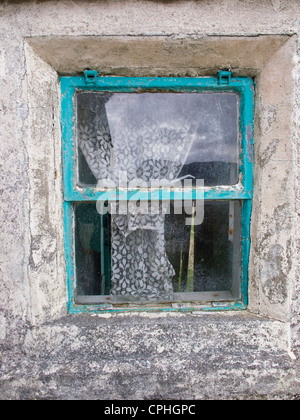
[0,0,300,399]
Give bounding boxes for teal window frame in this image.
[61,72,254,314]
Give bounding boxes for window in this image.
[61,71,253,312]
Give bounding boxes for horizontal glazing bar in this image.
[68,301,247,314]
[64,188,252,202]
[76,291,236,305]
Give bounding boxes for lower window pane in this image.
[74,200,241,302]
[165,201,241,296]
[74,203,111,296]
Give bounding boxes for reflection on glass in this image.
[165,201,241,296]
[77,92,239,187]
[74,200,241,300]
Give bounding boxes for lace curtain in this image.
[78,93,197,301]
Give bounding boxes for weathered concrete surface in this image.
[1,312,299,400]
[0,0,300,399]
[28,35,290,77]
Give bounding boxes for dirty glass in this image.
[76,92,239,187]
[74,200,241,301]
[165,200,241,296]
[74,203,111,296]
[74,91,241,303]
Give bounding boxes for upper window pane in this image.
[77,92,239,187]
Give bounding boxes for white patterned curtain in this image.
[78,93,197,302]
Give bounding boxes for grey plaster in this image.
[0,0,299,400]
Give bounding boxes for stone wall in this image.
[0,0,299,399]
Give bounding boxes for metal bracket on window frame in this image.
[84,70,98,86]
[217,70,232,85]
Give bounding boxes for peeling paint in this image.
[0,0,299,400]
[246,123,253,163]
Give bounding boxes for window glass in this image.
[77,92,239,187]
[74,202,111,296]
[74,200,241,302]
[166,200,241,297]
